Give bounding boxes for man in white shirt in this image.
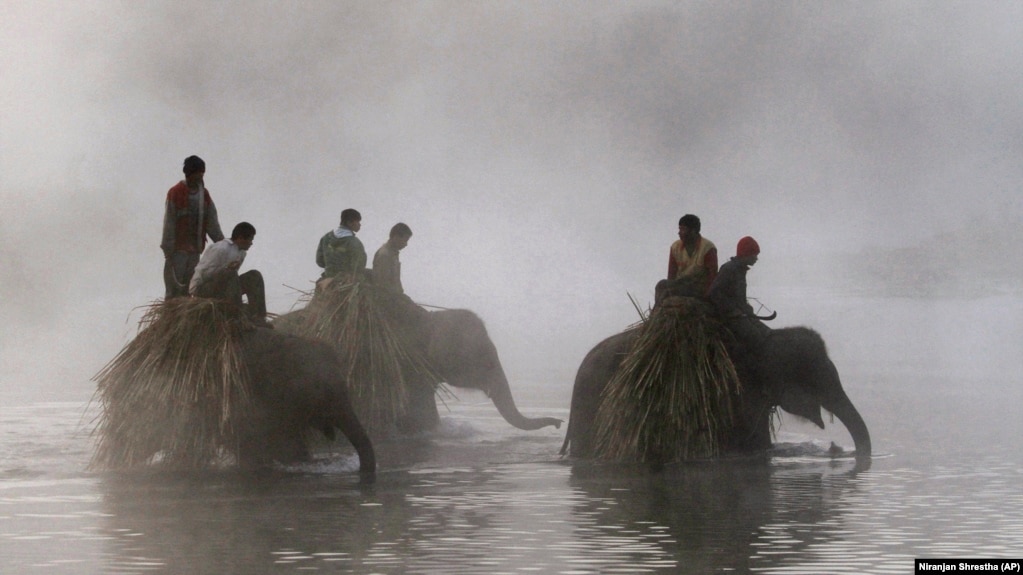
[190,221,268,325]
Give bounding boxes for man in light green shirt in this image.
[316,208,366,279]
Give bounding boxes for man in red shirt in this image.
[160,155,225,299]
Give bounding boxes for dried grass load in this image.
[291,276,440,430]
[593,297,742,463]
[91,298,254,470]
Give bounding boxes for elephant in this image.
[92,318,375,475]
[560,324,871,461]
[233,328,376,474]
[274,306,562,434]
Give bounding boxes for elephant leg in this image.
[739,402,774,452]
[397,381,439,434]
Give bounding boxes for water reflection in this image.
[9,395,1020,574]
[93,455,871,574]
[10,292,1023,573]
[565,457,869,573]
[98,469,392,574]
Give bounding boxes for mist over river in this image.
[2,293,1021,574]
[3,3,1023,572]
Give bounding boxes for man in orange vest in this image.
[160,155,225,299]
[655,214,718,304]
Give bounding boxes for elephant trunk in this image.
[488,366,563,431]
[827,393,872,459]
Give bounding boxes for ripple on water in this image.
[3,398,1023,574]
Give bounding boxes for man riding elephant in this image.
[707,235,770,358]
[161,155,225,299]
[190,221,269,327]
[317,208,367,281]
[655,214,718,305]
[371,222,430,343]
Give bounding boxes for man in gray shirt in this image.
[372,222,412,295]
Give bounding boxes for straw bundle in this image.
[292,276,440,431]
[592,296,742,463]
[91,298,253,470]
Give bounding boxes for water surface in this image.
[2,295,1021,573]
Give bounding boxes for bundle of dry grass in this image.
[592,296,742,463]
[91,298,253,470]
[292,276,440,430]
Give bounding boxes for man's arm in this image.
[703,247,718,287]
[667,249,677,280]
[351,238,368,272]
[161,197,175,257]
[315,235,326,269]
[204,197,225,243]
[707,264,738,316]
[372,247,401,293]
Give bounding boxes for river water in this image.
[2,295,1022,574]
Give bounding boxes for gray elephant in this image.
[560,325,871,460]
[417,308,562,431]
[236,328,376,474]
[275,306,562,434]
[92,321,375,475]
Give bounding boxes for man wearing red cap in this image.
[708,236,769,353]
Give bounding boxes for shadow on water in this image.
[96,468,396,574]
[93,453,871,574]
[6,294,1023,573]
[564,456,870,573]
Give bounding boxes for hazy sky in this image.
[2,1,1021,399]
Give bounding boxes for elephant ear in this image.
[777,387,826,429]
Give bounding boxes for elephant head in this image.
[748,327,871,458]
[425,309,562,431]
[561,324,871,460]
[236,329,376,474]
[273,305,561,434]
[560,329,638,458]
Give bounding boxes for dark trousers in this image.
[654,277,707,307]
[164,252,200,299]
[195,270,267,321]
[724,315,770,356]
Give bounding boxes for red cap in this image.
[736,236,760,258]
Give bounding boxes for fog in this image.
[2,1,1022,402]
